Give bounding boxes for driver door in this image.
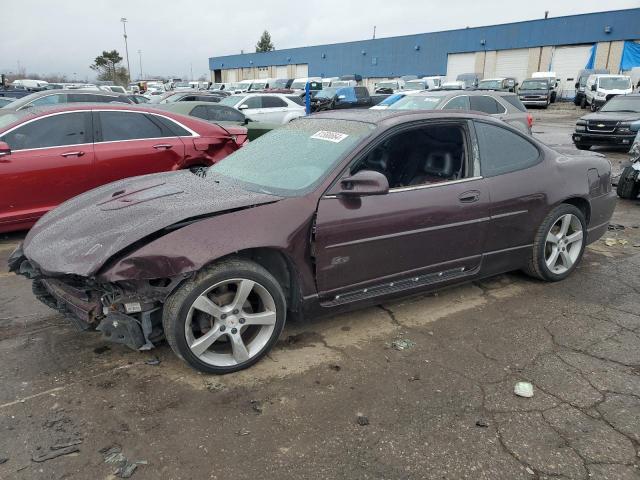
[313,120,489,302]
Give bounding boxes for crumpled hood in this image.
[580,112,640,122]
[23,170,281,277]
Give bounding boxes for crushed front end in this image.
[9,244,186,351]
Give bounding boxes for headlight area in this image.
[575,121,587,133]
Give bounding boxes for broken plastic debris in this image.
[356,414,369,426]
[391,339,415,351]
[514,382,534,398]
[32,445,80,463]
[604,238,617,246]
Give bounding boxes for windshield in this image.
[478,80,502,89]
[272,79,289,89]
[376,81,398,90]
[219,95,245,106]
[208,118,374,196]
[598,77,631,90]
[250,82,267,90]
[600,96,640,113]
[378,94,405,106]
[175,82,190,88]
[290,81,307,89]
[441,83,462,90]
[520,80,548,90]
[405,80,427,90]
[314,88,338,99]
[388,95,444,110]
[332,81,351,87]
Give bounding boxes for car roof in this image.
[406,90,515,98]
[309,109,495,126]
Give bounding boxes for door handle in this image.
[61,151,85,157]
[458,190,480,203]
[153,144,173,150]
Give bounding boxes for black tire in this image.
[162,258,287,374]
[573,96,580,106]
[580,97,587,109]
[550,91,557,103]
[523,204,587,282]
[616,166,640,199]
[590,102,597,112]
[575,143,591,151]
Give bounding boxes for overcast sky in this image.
[2,0,637,81]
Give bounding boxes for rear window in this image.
[501,95,527,112]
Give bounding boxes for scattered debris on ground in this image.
[100,444,147,478]
[356,414,369,426]
[250,400,263,414]
[608,223,626,231]
[32,445,80,463]
[390,339,415,351]
[514,382,534,398]
[237,429,251,436]
[329,364,341,372]
[144,357,161,366]
[408,374,420,382]
[475,419,489,428]
[0,457,8,465]
[604,237,628,247]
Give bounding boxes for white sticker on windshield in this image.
[310,131,349,143]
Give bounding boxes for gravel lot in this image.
[0,104,639,480]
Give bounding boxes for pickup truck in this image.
[310,86,375,112]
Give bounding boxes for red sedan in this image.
[0,104,247,233]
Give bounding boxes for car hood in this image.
[580,112,640,122]
[22,170,282,277]
[518,89,549,95]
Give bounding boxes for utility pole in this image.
[373,26,376,39]
[120,17,131,83]
[138,50,143,80]
[190,63,194,81]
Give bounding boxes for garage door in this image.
[550,45,593,100]
[495,49,529,83]
[224,69,237,82]
[295,64,308,78]
[275,65,288,78]
[446,53,476,81]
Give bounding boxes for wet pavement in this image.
[0,104,639,480]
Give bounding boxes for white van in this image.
[404,76,444,91]
[584,74,633,111]
[290,77,323,91]
[12,79,49,90]
[322,77,340,88]
[532,72,560,103]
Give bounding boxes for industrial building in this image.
[209,8,640,98]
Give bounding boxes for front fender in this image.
[97,196,318,296]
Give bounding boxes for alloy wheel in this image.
[544,214,584,275]
[185,278,277,367]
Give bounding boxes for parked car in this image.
[0,86,31,100]
[404,76,444,91]
[155,102,279,140]
[233,80,254,93]
[616,120,640,199]
[128,94,151,104]
[219,93,305,124]
[584,74,633,111]
[0,97,15,107]
[2,90,134,111]
[322,77,340,88]
[249,79,274,91]
[532,72,559,103]
[374,79,406,94]
[388,90,533,134]
[518,78,554,108]
[455,73,482,89]
[572,94,640,150]
[331,75,363,87]
[159,91,225,104]
[290,77,323,92]
[101,85,128,94]
[574,69,609,106]
[270,78,293,89]
[310,86,373,112]
[0,104,247,233]
[476,77,518,92]
[8,109,615,373]
[174,82,192,91]
[370,92,419,110]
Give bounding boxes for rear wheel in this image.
[523,204,587,282]
[616,166,640,199]
[580,97,587,109]
[163,259,286,374]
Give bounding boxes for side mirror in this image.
[333,170,389,197]
[630,121,640,133]
[0,141,11,158]
[591,84,597,92]
[243,117,251,125]
[574,82,579,89]
[238,104,249,110]
[337,95,346,100]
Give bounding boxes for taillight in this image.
[527,113,534,129]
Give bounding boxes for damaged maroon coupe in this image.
[10,110,616,373]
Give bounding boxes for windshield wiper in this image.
[602,110,639,113]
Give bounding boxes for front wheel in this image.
[163,259,286,374]
[616,166,640,199]
[523,204,587,282]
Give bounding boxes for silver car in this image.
[387,90,533,134]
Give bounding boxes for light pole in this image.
[138,50,143,80]
[120,17,131,83]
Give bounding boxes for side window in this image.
[262,96,287,108]
[67,93,95,103]
[1,112,87,150]
[442,96,469,111]
[239,97,262,109]
[180,95,197,102]
[208,106,244,122]
[355,87,368,99]
[286,95,304,106]
[475,122,540,177]
[152,115,192,136]
[190,105,209,120]
[99,111,169,141]
[351,124,468,188]
[469,96,505,114]
[30,94,65,107]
